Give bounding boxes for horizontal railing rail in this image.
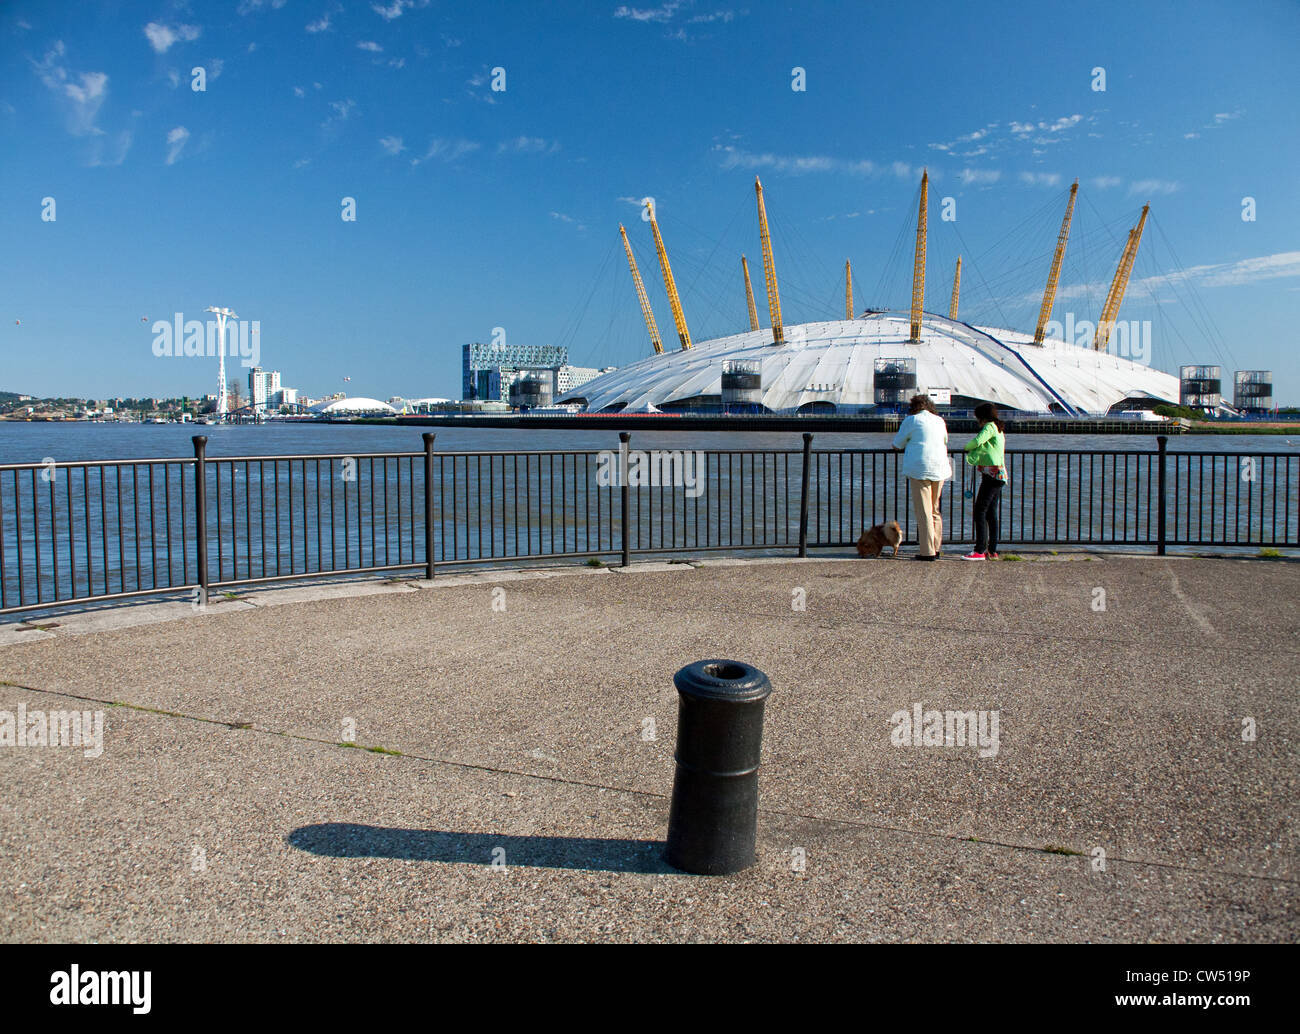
[1,433,1295,615]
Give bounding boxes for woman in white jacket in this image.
[891,394,952,560]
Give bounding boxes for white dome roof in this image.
[559,312,1178,416]
[310,397,397,414]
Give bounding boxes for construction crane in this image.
[949,256,962,320]
[1033,180,1079,344]
[619,225,664,356]
[647,203,692,350]
[908,169,928,343]
[1095,203,1150,352]
[741,255,760,332]
[754,177,784,345]
[845,260,854,319]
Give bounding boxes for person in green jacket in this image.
[961,402,1007,560]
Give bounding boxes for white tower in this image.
[205,306,237,420]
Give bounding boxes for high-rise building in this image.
[462,342,568,401]
[248,368,297,412]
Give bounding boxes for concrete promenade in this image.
[0,551,1296,942]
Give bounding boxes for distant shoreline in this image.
[2,415,1298,435]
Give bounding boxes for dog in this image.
[856,520,902,558]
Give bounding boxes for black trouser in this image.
[973,474,1003,554]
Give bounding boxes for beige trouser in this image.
[910,478,944,556]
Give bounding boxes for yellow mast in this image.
[754,177,784,345]
[1095,204,1149,352]
[647,204,692,350]
[949,255,962,320]
[1098,229,1133,320]
[741,255,760,331]
[1033,180,1079,344]
[845,259,854,319]
[619,225,664,356]
[909,169,928,342]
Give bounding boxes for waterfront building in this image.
[309,397,397,416]
[248,367,298,413]
[461,342,568,401]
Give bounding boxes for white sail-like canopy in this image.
[310,397,397,415]
[559,312,1178,416]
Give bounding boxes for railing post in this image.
[797,432,813,558]
[619,431,631,567]
[1156,435,1167,556]
[423,433,436,579]
[192,435,209,605]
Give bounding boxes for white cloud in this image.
[379,136,405,155]
[613,2,685,22]
[306,15,332,33]
[144,22,201,54]
[1179,251,1300,288]
[714,144,872,175]
[207,59,224,80]
[1045,114,1083,132]
[373,0,427,19]
[931,115,1083,157]
[411,137,479,164]
[498,136,561,154]
[550,211,587,230]
[322,99,358,130]
[1043,252,1300,309]
[1128,179,1179,196]
[65,71,107,106]
[357,41,383,52]
[30,41,108,136]
[1090,176,1121,189]
[293,85,305,97]
[88,130,133,167]
[959,169,1001,186]
[1019,171,1062,187]
[238,0,288,14]
[165,125,190,165]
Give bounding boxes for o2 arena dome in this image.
[559,175,1181,417]
[562,312,1177,416]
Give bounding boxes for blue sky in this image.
[2,0,1298,403]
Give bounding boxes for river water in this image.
[1,420,1295,616]
[1,420,1296,465]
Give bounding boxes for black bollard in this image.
[664,659,772,875]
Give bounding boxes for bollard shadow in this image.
[287,823,681,875]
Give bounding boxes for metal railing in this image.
[1,434,1295,615]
